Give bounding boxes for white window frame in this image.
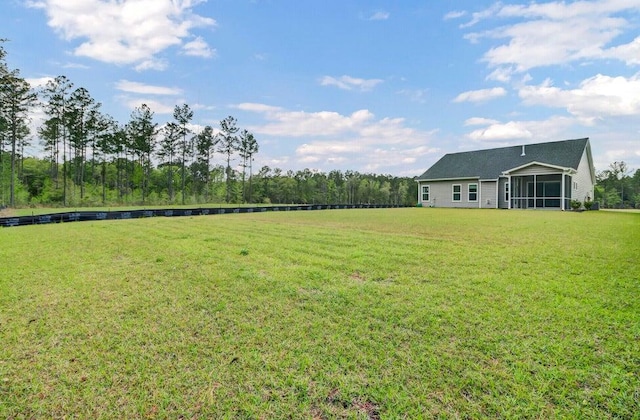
[421,185,430,202]
[452,184,461,202]
[505,181,510,202]
[468,183,478,202]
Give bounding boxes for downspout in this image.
[561,173,565,210]
[508,175,512,209]
[533,174,537,209]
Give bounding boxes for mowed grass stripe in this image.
[0,209,638,418]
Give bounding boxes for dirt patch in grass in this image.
[352,398,381,419]
[349,271,366,283]
[0,208,14,217]
[322,389,381,419]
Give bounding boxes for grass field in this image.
[1,208,638,418]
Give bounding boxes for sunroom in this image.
[503,163,576,210]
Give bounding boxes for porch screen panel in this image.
[511,174,565,208]
[564,175,572,209]
[544,181,561,207]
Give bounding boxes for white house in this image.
[416,138,595,210]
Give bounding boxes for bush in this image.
[583,200,593,210]
[570,200,582,210]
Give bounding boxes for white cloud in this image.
[235,103,283,113]
[191,103,216,111]
[238,103,428,144]
[134,59,169,72]
[464,117,500,126]
[115,80,183,95]
[253,108,376,137]
[368,11,390,21]
[397,88,429,103]
[444,10,467,20]
[294,142,440,174]
[25,1,46,8]
[123,98,175,114]
[453,87,507,103]
[297,142,366,156]
[460,3,503,28]
[62,62,90,69]
[519,73,640,119]
[238,103,439,172]
[604,35,640,65]
[25,76,54,88]
[496,0,640,20]
[486,66,516,83]
[320,75,383,91]
[590,134,640,170]
[183,36,216,58]
[27,0,216,70]
[467,121,533,142]
[465,116,578,143]
[462,1,640,74]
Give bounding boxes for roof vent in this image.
[521,144,526,156]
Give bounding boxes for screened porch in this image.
[509,174,571,210]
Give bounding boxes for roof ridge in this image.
[416,137,590,180]
[443,137,589,157]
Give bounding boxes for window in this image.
[421,185,430,202]
[468,183,478,202]
[505,181,510,202]
[452,184,461,201]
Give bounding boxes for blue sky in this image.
[2,0,640,176]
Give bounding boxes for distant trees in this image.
[0,43,418,209]
[239,129,258,203]
[193,125,218,202]
[94,115,118,203]
[0,49,36,207]
[157,122,181,202]
[595,161,640,209]
[41,75,74,204]
[173,104,193,205]
[68,86,100,200]
[128,104,157,203]
[218,116,240,203]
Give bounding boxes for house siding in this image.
[498,178,509,209]
[574,149,595,203]
[480,181,497,208]
[418,179,481,208]
[509,164,560,176]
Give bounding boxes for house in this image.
[416,138,595,210]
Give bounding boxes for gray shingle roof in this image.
[417,138,589,180]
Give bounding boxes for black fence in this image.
[0,204,408,228]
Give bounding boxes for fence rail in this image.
[0,204,408,228]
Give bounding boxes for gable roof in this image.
[417,138,590,181]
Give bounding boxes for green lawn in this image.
[1,208,638,418]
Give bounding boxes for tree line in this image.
[2,41,638,209]
[0,42,417,208]
[595,161,640,209]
